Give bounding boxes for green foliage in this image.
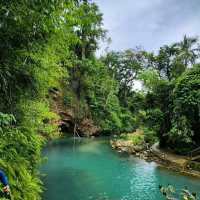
[119,128,157,146]
[176,35,199,67]
[77,57,136,134]
[131,134,144,145]
[0,113,16,128]
[1,0,200,198]
[108,35,200,152]
[0,113,43,200]
[119,131,144,145]
[167,65,200,152]
[0,1,80,199]
[138,41,200,151]
[127,92,145,114]
[153,35,199,81]
[145,108,164,133]
[18,99,60,138]
[0,0,66,112]
[143,127,158,145]
[168,116,194,153]
[138,68,161,91]
[82,59,124,133]
[102,49,145,105]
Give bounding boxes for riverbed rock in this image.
[111,139,147,153]
[134,145,145,152]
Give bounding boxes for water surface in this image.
[41,138,200,200]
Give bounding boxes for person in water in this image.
[159,185,197,200]
[0,170,10,194]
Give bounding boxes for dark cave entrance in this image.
[59,120,75,135]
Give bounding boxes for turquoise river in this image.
[40,138,200,200]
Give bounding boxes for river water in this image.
[40,138,200,200]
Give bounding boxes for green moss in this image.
[189,161,200,172]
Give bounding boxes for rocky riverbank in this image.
[110,139,153,161]
[110,139,200,178]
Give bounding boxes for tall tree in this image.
[156,44,179,80]
[176,35,199,67]
[69,0,105,99]
[102,49,145,105]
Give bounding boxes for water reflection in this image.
[41,138,200,200]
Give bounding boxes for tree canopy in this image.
[0,1,200,199]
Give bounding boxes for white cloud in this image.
[94,0,200,54]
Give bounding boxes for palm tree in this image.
[176,35,199,67]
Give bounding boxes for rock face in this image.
[110,139,151,160]
[49,87,99,136]
[79,119,99,137]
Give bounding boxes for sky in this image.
[94,0,200,55]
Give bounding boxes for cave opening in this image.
[59,121,74,135]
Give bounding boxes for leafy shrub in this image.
[168,65,200,151]
[143,127,158,145]
[120,130,145,145]
[0,113,43,200]
[131,133,144,145]
[145,108,164,132]
[18,99,60,139]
